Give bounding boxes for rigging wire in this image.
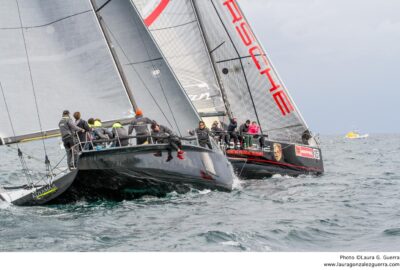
[15,0,54,180]
[100,18,174,129]
[0,82,33,186]
[133,9,182,136]
[209,0,263,134]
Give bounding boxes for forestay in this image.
[130,0,226,116]
[0,0,133,140]
[93,0,200,136]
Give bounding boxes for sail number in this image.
[223,0,295,116]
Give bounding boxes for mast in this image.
[190,0,233,120]
[206,0,264,132]
[129,0,202,124]
[89,0,138,112]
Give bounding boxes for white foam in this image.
[198,189,211,195]
[221,241,240,247]
[0,200,11,209]
[232,175,244,190]
[272,174,295,179]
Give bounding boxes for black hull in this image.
[227,140,324,179]
[0,170,77,206]
[53,144,234,202]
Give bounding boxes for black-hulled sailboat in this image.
[0,0,234,205]
[131,0,324,178]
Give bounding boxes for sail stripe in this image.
[190,0,308,142]
[132,0,226,115]
[143,0,170,27]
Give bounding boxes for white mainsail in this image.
[0,0,133,140]
[131,0,310,143]
[0,0,201,141]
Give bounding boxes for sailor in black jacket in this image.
[73,111,91,149]
[239,120,251,148]
[112,122,129,147]
[227,118,239,148]
[151,122,184,161]
[128,109,154,145]
[59,110,84,169]
[189,121,212,149]
[211,121,229,146]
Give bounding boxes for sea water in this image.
[0,135,399,251]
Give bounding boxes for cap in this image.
[135,108,143,116]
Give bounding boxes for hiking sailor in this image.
[128,109,153,145]
[59,110,85,170]
[151,122,185,162]
[189,121,212,149]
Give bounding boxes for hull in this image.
[227,140,324,179]
[54,144,234,202]
[345,134,369,139]
[0,170,77,206]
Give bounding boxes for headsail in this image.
[131,0,311,143]
[130,0,227,118]
[93,0,200,135]
[0,0,133,141]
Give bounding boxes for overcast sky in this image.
[240,0,400,134]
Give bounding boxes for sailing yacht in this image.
[130,0,324,178]
[0,0,234,205]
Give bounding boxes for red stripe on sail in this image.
[144,0,170,27]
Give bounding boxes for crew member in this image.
[227,118,239,149]
[59,110,84,169]
[302,130,312,145]
[239,120,252,148]
[151,122,184,162]
[211,121,229,146]
[112,122,129,147]
[73,111,91,150]
[91,119,112,140]
[128,109,153,145]
[248,121,260,135]
[189,121,212,149]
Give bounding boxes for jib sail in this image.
[93,0,200,135]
